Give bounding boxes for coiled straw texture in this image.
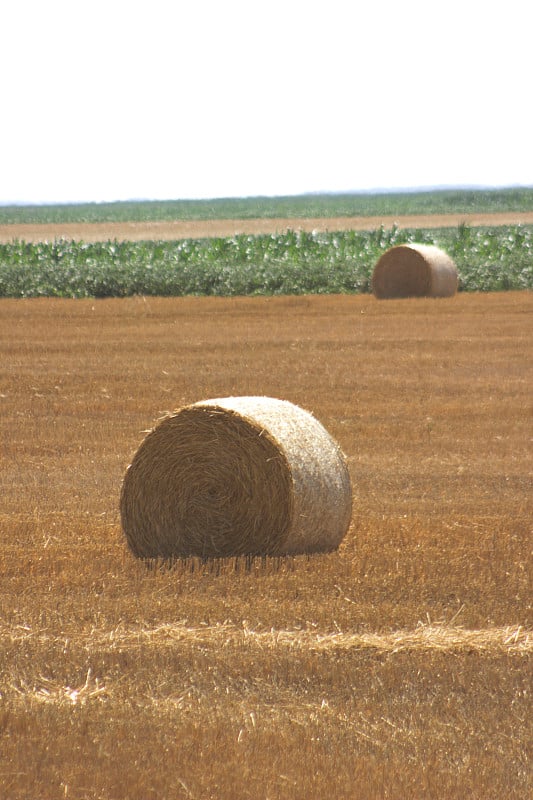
[120,396,352,559]
[372,244,458,298]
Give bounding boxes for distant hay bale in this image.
[120,396,352,559]
[372,244,458,299]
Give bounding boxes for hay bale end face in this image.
[120,396,352,559]
[372,244,458,299]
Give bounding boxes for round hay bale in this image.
[372,244,458,299]
[120,396,352,559]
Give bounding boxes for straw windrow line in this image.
[3,625,529,709]
[3,623,530,656]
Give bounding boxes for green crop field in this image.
[1,224,532,297]
[1,186,533,224]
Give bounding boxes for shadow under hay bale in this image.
[120,396,352,559]
[372,244,458,299]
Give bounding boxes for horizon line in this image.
[1,183,532,208]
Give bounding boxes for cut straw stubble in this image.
[120,396,352,559]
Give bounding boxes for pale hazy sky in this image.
[1,0,531,204]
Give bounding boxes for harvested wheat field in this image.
[3,210,533,242]
[0,290,531,799]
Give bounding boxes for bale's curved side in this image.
[120,396,352,559]
[372,244,458,299]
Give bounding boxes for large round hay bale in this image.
[120,396,352,559]
[372,244,458,298]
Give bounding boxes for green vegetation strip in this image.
[1,225,532,298]
[2,187,533,224]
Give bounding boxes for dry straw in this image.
[120,396,352,559]
[372,243,458,298]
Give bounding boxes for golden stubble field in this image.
[2,210,533,243]
[1,288,532,799]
